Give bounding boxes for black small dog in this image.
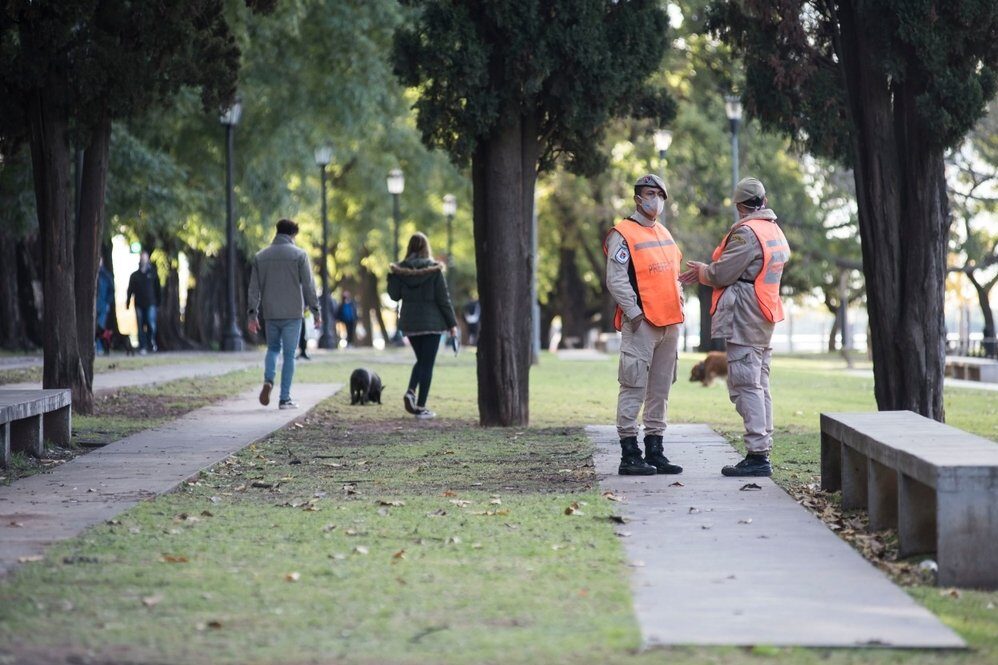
[350,368,383,405]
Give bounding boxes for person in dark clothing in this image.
[463,298,481,346]
[95,257,115,355]
[296,315,311,359]
[387,233,458,419]
[336,290,358,346]
[126,251,161,354]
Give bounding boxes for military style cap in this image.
[733,177,766,203]
[634,174,668,200]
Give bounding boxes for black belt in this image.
[737,278,755,284]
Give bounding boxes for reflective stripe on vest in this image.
[603,219,684,331]
[709,219,790,323]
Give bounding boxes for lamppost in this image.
[386,168,405,345]
[386,168,405,261]
[442,193,456,277]
[314,144,335,349]
[653,128,673,177]
[220,100,244,352]
[725,94,743,223]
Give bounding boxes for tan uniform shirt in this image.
[605,210,683,322]
[700,210,779,348]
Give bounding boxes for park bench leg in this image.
[840,446,868,511]
[820,431,841,492]
[44,405,72,446]
[898,474,936,558]
[867,459,898,531]
[937,488,998,589]
[11,414,44,457]
[1,422,9,468]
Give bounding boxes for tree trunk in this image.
[0,230,25,350]
[836,1,949,420]
[74,113,111,406]
[696,283,725,352]
[28,86,90,411]
[158,259,198,351]
[17,237,45,348]
[473,111,537,426]
[967,273,996,358]
[827,315,841,353]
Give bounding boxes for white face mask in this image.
[640,194,665,218]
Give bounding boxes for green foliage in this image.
[393,0,675,176]
[706,0,998,164]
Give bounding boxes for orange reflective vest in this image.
[709,218,790,323]
[603,218,684,331]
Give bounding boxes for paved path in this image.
[589,424,965,649]
[1,359,260,394]
[0,383,340,576]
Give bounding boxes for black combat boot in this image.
[618,436,656,476]
[643,435,683,474]
[721,453,772,477]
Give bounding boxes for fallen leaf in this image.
[141,595,163,608]
[17,555,43,563]
[629,560,645,568]
[601,491,624,502]
[489,498,502,506]
[209,496,221,504]
[446,536,461,545]
[8,521,24,528]
[322,524,337,532]
[427,509,448,517]
[738,518,753,525]
[392,549,406,560]
[441,490,458,497]
[669,481,685,487]
[161,555,189,564]
[564,501,583,516]
[200,510,214,517]
[701,524,712,530]
[285,572,301,582]
[353,546,369,555]
[739,483,763,491]
[449,499,472,508]
[378,500,406,507]
[293,422,304,429]
[688,507,700,514]
[251,481,274,489]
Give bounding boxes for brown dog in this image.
[690,351,728,386]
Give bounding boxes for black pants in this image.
[407,334,441,407]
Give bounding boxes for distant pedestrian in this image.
[387,232,458,419]
[126,251,161,354]
[95,257,115,355]
[463,298,480,346]
[336,290,358,346]
[679,177,791,477]
[247,219,321,409]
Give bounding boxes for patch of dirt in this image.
[91,390,201,421]
[0,643,173,665]
[788,481,935,586]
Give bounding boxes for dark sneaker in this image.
[279,399,299,410]
[618,436,657,476]
[259,381,273,406]
[643,435,683,474]
[403,390,417,414]
[415,408,436,420]
[722,453,772,477]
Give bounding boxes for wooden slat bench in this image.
[821,411,998,589]
[945,356,998,382]
[0,389,72,468]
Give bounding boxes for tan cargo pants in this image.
[726,342,773,454]
[616,320,680,438]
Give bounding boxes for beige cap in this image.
[733,177,766,204]
[634,174,668,200]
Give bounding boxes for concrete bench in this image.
[945,356,998,382]
[820,411,998,589]
[0,389,72,468]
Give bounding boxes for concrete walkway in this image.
[0,383,340,576]
[1,358,260,394]
[590,424,965,649]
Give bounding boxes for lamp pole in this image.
[442,193,456,291]
[220,100,244,352]
[725,95,744,223]
[386,169,405,344]
[315,145,335,349]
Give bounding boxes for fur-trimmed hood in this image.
[389,257,445,286]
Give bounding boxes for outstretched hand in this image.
[678,260,707,285]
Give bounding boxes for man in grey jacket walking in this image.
[247,219,321,409]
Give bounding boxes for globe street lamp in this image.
[725,94,744,223]
[219,99,244,352]
[314,144,335,349]
[653,128,673,177]
[386,168,405,261]
[386,168,405,345]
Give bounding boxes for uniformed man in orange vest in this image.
[679,177,791,477]
[603,174,684,476]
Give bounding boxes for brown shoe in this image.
[259,381,273,406]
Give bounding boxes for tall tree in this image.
[708,0,998,420]
[0,1,272,412]
[394,0,675,425]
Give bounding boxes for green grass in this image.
[1,350,996,664]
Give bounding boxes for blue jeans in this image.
[136,305,157,351]
[265,319,302,402]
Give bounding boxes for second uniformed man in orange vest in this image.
[603,174,685,476]
[679,177,791,477]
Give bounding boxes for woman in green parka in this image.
[387,232,458,419]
